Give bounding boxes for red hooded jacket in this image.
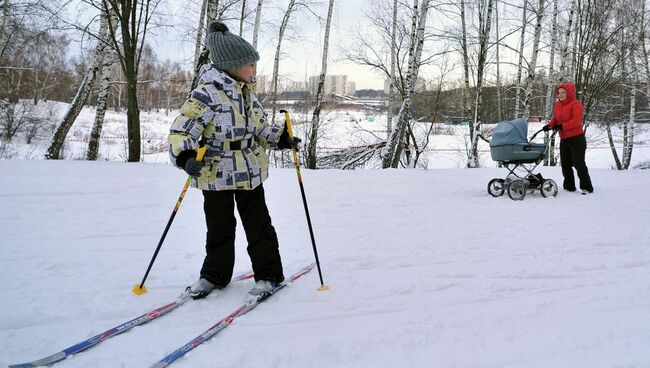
[549,83,584,139]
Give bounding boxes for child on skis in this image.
[168,21,299,299]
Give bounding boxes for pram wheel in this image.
[487,178,505,197]
[508,179,527,200]
[540,178,558,198]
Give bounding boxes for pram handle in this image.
[530,128,557,141]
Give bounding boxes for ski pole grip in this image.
[196,145,207,162]
[281,110,295,140]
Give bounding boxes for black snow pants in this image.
[200,184,284,287]
[559,133,594,192]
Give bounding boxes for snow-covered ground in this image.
[1,101,650,367]
[1,159,649,367]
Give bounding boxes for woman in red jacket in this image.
[544,83,594,194]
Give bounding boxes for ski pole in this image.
[132,145,207,295]
[280,109,330,291]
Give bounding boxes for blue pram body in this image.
[487,118,558,200]
[490,118,547,163]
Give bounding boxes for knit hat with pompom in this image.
[206,22,259,70]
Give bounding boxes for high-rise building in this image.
[309,75,350,96]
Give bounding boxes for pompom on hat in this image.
[206,21,259,70]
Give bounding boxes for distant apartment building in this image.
[384,76,429,94]
[308,75,352,96]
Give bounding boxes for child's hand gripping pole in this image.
[280,109,330,292]
[132,145,207,295]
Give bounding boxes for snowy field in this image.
[1,159,650,367]
[1,102,650,367]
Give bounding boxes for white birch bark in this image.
[46,11,111,159]
[514,0,528,118]
[270,0,296,125]
[522,0,546,119]
[194,0,208,68]
[239,0,246,36]
[460,0,471,126]
[467,0,494,168]
[623,79,635,169]
[87,47,116,160]
[543,0,559,166]
[382,0,430,168]
[0,0,8,56]
[495,2,503,122]
[252,0,263,49]
[387,0,398,139]
[306,0,335,169]
[557,0,576,82]
[207,0,218,22]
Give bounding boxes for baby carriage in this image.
[487,118,558,200]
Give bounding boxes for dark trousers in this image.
[559,134,594,192]
[200,185,284,286]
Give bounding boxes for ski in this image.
[9,270,255,368]
[151,263,315,368]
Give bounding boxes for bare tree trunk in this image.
[102,0,156,162]
[270,0,296,125]
[194,0,208,68]
[623,80,635,169]
[252,0,263,49]
[1,0,9,60]
[514,0,528,118]
[639,0,650,109]
[239,0,246,36]
[382,0,430,168]
[460,0,471,127]
[522,0,546,119]
[87,46,116,161]
[306,0,335,169]
[544,0,559,166]
[606,123,622,169]
[467,0,494,168]
[557,0,576,82]
[46,12,111,159]
[495,1,502,122]
[387,0,398,139]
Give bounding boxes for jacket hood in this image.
[556,83,576,103]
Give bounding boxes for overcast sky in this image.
[148,0,386,89]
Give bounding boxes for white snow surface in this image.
[1,159,650,367]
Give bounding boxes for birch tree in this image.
[45,11,112,159]
[460,0,472,128]
[522,0,546,120]
[306,0,334,169]
[494,2,503,122]
[193,0,208,68]
[252,0,263,49]
[466,0,494,168]
[87,11,118,160]
[382,0,431,168]
[387,0,397,138]
[543,0,559,165]
[101,0,159,162]
[514,1,528,118]
[269,0,297,125]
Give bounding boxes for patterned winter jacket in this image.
[168,64,285,191]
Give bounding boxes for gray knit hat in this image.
[206,22,259,70]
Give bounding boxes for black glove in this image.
[277,125,302,150]
[542,124,551,132]
[184,157,205,177]
[553,124,562,131]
